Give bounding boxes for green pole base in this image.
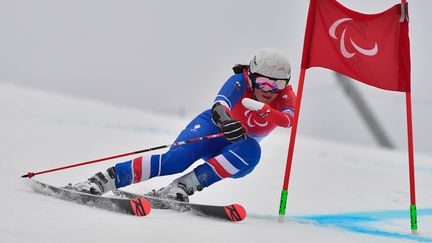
[410,205,417,231]
[278,190,288,223]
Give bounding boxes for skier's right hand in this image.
[221,119,246,142]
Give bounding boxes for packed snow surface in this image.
[1,82,431,242]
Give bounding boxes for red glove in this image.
[255,104,293,128]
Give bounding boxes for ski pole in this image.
[21,133,224,179]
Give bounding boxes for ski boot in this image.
[151,171,203,203]
[65,167,116,196]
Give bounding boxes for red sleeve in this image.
[278,85,296,113]
[265,85,297,128]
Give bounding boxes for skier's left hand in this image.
[254,103,292,128]
[255,103,271,118]
[221,119,247,142]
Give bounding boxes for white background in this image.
[1,0,431,153]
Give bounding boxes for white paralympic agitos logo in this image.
[244,110,268,128]
[329,18,378,58]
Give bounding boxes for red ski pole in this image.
[21,133,224,179]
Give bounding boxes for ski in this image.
[112,189,246,222]
[31,180,151,216]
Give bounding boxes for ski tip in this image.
[130,197,152,216]
[225,204,246,222]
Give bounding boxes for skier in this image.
[69,49,296,202]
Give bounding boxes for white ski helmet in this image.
[249,49,291,80]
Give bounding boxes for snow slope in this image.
[1,81,431,243]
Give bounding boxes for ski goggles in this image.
[251,74,289,93]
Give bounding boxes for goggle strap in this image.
[244,68,254,91]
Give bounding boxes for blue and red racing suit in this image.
[114,70,296,189]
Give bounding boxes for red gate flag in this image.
[302,0,410,92]
[279,0,417,231]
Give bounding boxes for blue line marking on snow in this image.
[249,208,432,242]
[416,166,432,173]
[293,208,432,242]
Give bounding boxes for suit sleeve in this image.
[213,73,247,110]
[267,85,297,128]
[279,85,296,116]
